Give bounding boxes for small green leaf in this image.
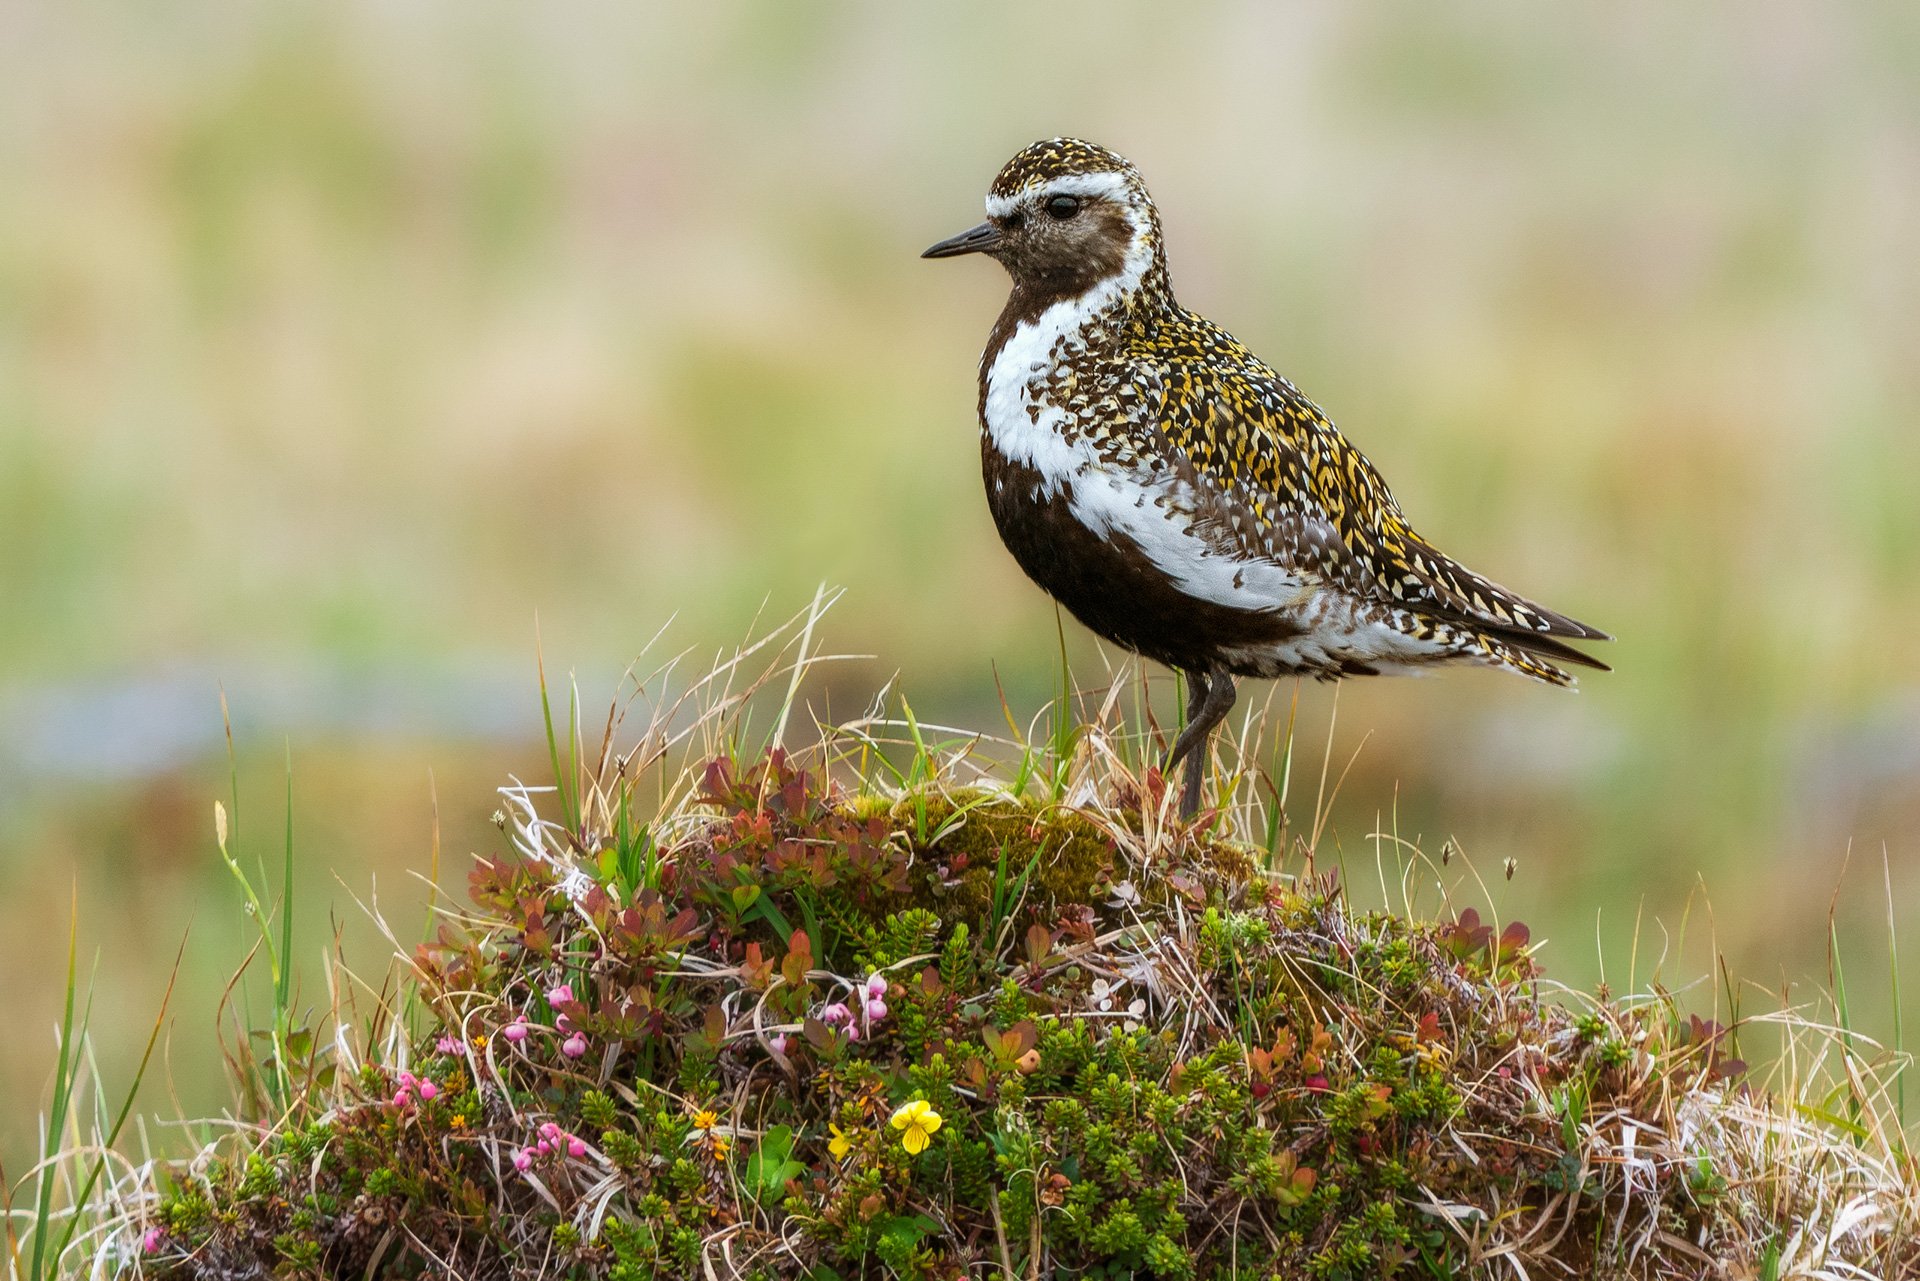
[878,1213,939,1252]
[746,1125,805,1199]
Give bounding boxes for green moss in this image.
[886,788,1261,925]
[889,790,1115,915]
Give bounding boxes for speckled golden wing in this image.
[1160,353,1611,660]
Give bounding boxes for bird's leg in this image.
[1165,670,1237,818]
[1164,669,1211,776]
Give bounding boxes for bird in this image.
[923,138,1610,819]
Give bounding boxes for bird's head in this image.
[923,138,1167,308]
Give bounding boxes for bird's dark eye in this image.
[1002,210,1025,232]
[1045,194,1081,220]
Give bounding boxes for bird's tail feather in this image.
[1479,623,1612,674]
[1479,636,1579,688]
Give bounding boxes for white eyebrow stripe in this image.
[984,169,1137,218]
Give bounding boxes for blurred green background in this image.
[4,3,1918,1173]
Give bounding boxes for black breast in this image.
[980,445,1304,674]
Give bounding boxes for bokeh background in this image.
[4,2,1918,1174]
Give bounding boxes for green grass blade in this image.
[28,886,81,1281]
[1885,852,1905,1125]
[536,624,578,834]
[277,742,296,1024]
[49,936,188,1267]
[1049,606,1078,802]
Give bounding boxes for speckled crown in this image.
[988,138,1145,201]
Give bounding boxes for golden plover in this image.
[924,138,1610,817]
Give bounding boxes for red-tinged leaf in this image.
[1439,907,1494,961]
[778,772,810,818]
[1416,1011,1445,1044]
[1024,922,1054,967]
[467,855,523,910]
[521,906,551,955]
[701,757,737,806]
[682,1002,730,1057]
[741,942,773,989]
[1058,904,1097,944]
[667,907,701,946]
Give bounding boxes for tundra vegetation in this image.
[17,608,1917,1279]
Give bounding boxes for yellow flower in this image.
[690,1108,719,1134]
[711,1136,732,1160]
[827,1123,851,1160]
[889,1100,943,1156]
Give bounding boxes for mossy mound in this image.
[129,748,1913,1279]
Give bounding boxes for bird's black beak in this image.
[921,221,1002,259]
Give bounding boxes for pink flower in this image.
[391,1089,412,1108]
[567,1136,587,1159]
[537,1138,551,1154]
[562,1032,588,1059]
[436,1035,462,1054]
[844,1022,861,1043]
[503,1018,529,1044]
[768,1033,789,1055]
[512,1148,533,1172]
[398,1071,417,1088]
[865,998,888,1023]
[546,983,574,1007]
[866,973,888,1000]
[417,1079,439,1102]
[141,1226,165,1254]
[820,1002,851,1027]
